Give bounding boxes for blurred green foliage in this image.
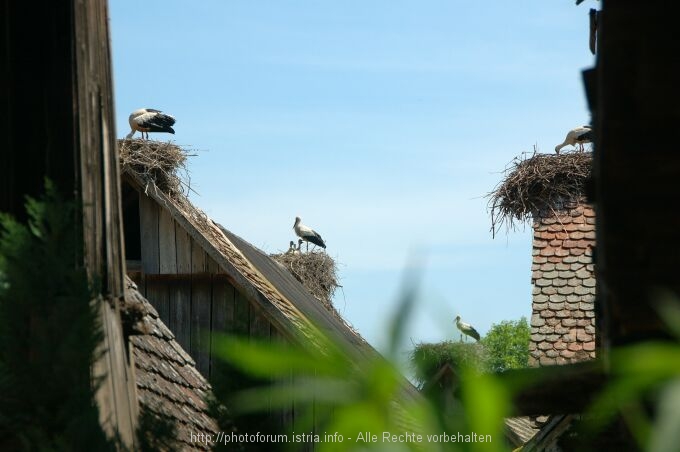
[0,182,180,451]
[213,277,512,451]
[586,291,680,452]
[0,181,113,451]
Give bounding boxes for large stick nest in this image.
[410,341,488,386]
[118,139,192,197]
[487,151,592,236]
[271,249,341,319]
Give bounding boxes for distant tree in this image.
[481,317,530,372]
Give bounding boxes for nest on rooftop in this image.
[271,249,341,318]
[118,139,191,197]
[410,341,488,386]
[487,151,592,236]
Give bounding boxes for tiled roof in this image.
[529,203,596,366]
[505,416,540,446]
[123,277,222,450]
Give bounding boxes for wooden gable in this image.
[122,177,274,379]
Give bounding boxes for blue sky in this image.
[110,1,594,355]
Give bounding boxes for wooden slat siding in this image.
[74,0,125,297]
[175,223,192,273]
[249,305,272,416]
[169,280,191,352]
[191,277,213,377]
[125,174,306,346]
[157,207,181,340]
[210,276,235,379]
[234,291,250,336]
[250,306,271,340]
[158,207,177,274]
[145,273,213,283]
[139,193,160,274]
[73,0,134,445]
[4,0,133,445]
[147,278,170,327]
[191,236,207,273]
[595,3,679,349]
[206,254,220,273]
[93,300,137,447]
[105,301,135,447]
[271,328,295,433]
[92,301,115,441]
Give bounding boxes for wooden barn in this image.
[118,140,408,440]
[1,2,226,449]
[1,0,139,446]
[123,276,226,450]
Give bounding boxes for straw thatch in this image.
[271,249,341,318]
[487,151,592,236]
[118,139,191,197]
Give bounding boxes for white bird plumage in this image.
[554,125,593,154]
[455,315,481,342]
[126,108,176,139]
[293,216,326,251]
[287,239,303,255]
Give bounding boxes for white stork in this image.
[554,125,593,154]
[287,239,303,255]
[287,241,296,253]
[293,216,326,251]
[455,315,481,342]
[126,108,176,139]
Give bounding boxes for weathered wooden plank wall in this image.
[131,191,318,439]
[595,1,680,348]
[139,193,160,275]
[93,300,138,448]
[2,0,139,447]
[0,2,76,218]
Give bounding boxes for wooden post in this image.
[1,0,137,447]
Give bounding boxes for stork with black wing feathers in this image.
[455,315,481,342]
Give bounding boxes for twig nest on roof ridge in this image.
[488,152,592,236]
[271,249,340,316]
[118,139,190,197]
[410,341,488,386]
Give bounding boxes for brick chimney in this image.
[529,203,596,366]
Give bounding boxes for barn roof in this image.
[120,140,420,411]
[120,150,394,366]
[217,225,370,356]
[122,276,226,450]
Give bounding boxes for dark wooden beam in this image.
[503,360,607,416]
[594,0,680,349]
[0,1,77,218]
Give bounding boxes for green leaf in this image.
[212,334,346,378]
[647,379,680,452]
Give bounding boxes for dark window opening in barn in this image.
[121,181,142,261]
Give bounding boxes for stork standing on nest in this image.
[455,315,481,342]
[126,108,176,139]
[293,217,326,251]
[554,125,592,154]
